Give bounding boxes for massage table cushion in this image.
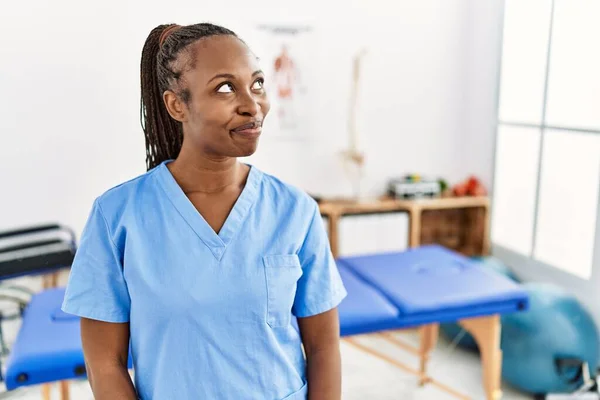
[336,245,528,332]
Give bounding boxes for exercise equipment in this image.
[501,282,600,396]
[440,260,600,397]
[470,256,520,282]
[0,224,76,279]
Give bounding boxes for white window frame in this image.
[490,0,600,316]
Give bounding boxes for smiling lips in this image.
[231,121,262,137]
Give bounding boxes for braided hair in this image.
[140,23,237,171]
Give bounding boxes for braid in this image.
[140,23,237,171]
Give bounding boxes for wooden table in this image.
[319,196,491,258]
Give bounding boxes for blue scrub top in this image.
[61,160,347,400]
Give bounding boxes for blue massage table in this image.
[4,287,133,400]
[4,289,84,399]
[4,245,527,400]
[337,245,528,400]
[0,224,77,400]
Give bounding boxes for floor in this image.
[0,274,534,400]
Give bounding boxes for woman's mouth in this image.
[231,121,262,138]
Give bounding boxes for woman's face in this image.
[165,35,271,158]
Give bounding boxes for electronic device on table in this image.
[387,175,443,199]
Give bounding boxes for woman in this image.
[62,22,347,400]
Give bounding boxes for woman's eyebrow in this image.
[207,70,264,85]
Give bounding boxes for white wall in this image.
[462,1,505,187]
[0,0,502,237]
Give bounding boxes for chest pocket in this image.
[263,254,303,328]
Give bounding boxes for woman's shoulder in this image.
[93,166,160,220]
[258,168,318,212]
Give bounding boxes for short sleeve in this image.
[292,201,347,318]
[61,199,131,323]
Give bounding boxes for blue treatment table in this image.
[0,223,77,399]
[336,245,529,400]
[4,287,132,400]
[4,289,85,392]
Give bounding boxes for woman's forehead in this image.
[188,35,260,80]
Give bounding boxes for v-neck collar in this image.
[155,160,262,260]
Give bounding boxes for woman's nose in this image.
[237,93,261,116]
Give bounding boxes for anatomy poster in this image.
[252,24,316,140]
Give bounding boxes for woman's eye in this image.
[252,79,264,90]
[217,83,234,93]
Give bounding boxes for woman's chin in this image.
[234,141,260,158]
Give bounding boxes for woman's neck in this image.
[167,149,247,195]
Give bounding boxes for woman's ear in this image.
[163,90,187,122]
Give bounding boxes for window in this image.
[492,0,600,279]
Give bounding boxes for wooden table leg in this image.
[329,213,340,258]
[459,315,502,400]
[42,384,51,400]
[42,274,52,289]
[418,323,439,385]
[42,271,60,289]
[409,208,422,248]
[60,380,70,400]
[482,205,491,255]
[52,271,60,287]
